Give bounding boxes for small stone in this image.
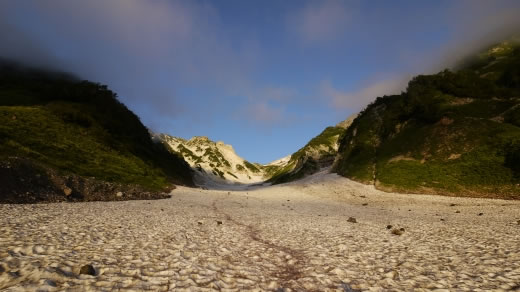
[455,210,460,213]
[362,203,368,206]
[11,115,16,120]
[33,246,45,254]
[79,264,96,276]
[478,213,484,216]
[197,221,203,225]
[347,217,357,223]
[116,192,123,198]
[63,187,72,196]
[0,264,5,275]
[385,270,397,279]
[181,251,194,259]
[440,218,445,221]
[517,220,520,225]
[216,220,223,225]
[386,225,393,229]
[449,203,456,207]
[391,228,404,235]
[44,279,57,287]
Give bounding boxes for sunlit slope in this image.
[334,40,520,199]
[157,134,266,184]
[0,61,194,195]
[267,115,356,184]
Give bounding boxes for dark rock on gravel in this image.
[79,264,96,276]
[44,279,57,287]
[391,228,405,236]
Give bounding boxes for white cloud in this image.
[322,77,409,111]
[240,102,284,126]
[0,0,257,127]
[287,0,350,44]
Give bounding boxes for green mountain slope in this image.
[268,116,355,184]
[334,40,520,199]
[0,61,193,202]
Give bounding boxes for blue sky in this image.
[1,0,520,163]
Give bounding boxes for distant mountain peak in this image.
[156,116,356,187]
[157,134,269,186]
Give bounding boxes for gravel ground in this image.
[1,170,520,291]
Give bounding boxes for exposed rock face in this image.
[0,157,172,204]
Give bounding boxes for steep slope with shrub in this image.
[267,116,356,184]
[334,40,520,199]
[0,61,193,202]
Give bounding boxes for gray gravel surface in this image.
[1,171,519,291]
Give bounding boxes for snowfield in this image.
[1,170,520,291]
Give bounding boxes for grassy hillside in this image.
[268,121,352,184]
[0,61,193,198]
[334,40,520,199]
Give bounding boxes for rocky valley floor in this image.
[1,170,520,291]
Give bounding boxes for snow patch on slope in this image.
[157,134,266,186]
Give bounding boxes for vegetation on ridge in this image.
[334,40,520,199]
[268,123,350,184]
[0,60,194,194]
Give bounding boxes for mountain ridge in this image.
[0,60,194,202]
[156,133,269,186]
[333,39,520,199]
[157,115,356,187]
